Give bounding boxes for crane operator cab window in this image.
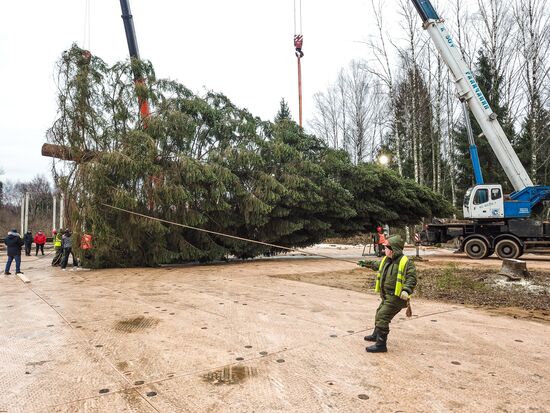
[464,185,504,219]
[473,188,488,205]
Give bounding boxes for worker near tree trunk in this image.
[23,230,33,256]
[358,234,417,353]
[51,229,63,266]
[374,226,386,257]
[60,230,76,270]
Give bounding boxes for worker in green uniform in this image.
[358,234,417,353]
[51,229,63,266]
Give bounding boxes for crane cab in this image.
[463,185,504,219]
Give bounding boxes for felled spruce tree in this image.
[47,45,453,268]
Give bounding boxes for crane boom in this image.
[410,0,533,192]
[119,0,140,59]
[119,0,150,120]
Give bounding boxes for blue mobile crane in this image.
[411,0,550,259]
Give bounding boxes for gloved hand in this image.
[357,260,367,267]
[400,291,410,300]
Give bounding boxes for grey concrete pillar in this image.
[59,193,65,230]
[52,196,57,231]
[24,192,29,233]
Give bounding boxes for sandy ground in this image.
[1,246,549,412]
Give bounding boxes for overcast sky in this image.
[0,0,402,184]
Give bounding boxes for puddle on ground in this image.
[114,316,160,333]
[203,365,257,385]
[117,361,129,371]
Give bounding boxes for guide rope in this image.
[101,203,359,265]
[102,203,413,316]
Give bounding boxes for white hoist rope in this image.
[293,0,303,35]
[82,0,91,50]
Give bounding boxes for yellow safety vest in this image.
[54,234,62,248]
[374,255,410,296]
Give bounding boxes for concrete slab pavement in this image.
[0,252,548,412]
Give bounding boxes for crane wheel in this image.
[464,238,489,259]
[495,239,522,260]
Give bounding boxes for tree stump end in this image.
[498,258,530,281]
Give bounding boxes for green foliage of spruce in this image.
[47,45,453,268]
[275,98,292,123]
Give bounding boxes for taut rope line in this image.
[101,203,359,265]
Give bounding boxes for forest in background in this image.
[310,0,550,209]
[0,176,53,236]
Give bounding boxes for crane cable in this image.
[101,203,414,316]
[293,0,303,37]
[101,203,360,266]
[293,0,304,58]
[82,0,91,51]
[293,0,304,127]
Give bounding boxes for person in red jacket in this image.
[34,230,47,256]
[374,226,387,257]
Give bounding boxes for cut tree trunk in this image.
[498,259,531,281]
[41,143,95,163]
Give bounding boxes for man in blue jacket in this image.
[4,229,24,275]
[23,230,33,256]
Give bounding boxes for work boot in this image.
[366,331,388,353]
[364,328,378,342]
[16,272,24,275]
[4,272,11,275]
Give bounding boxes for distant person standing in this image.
[34,230,46,256]
[80,233,93,263]
[23,230,33,256]
[60,230,76,270]
[4,229,24,275]
[375,226,386,257]
[51,229,63,266]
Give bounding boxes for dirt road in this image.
[1,247,549,412]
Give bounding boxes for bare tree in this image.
[345,60,380,163]
[431,56,444,193]
[364,0,404,175]
[513,0,550,183]
[397,0,430,185]
[310,60,381,164]
[474,0,518,117]
[310,88,341,149]
[444,74,457,209]
[336,69,350,153]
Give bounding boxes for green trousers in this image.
[374,294,407,333]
